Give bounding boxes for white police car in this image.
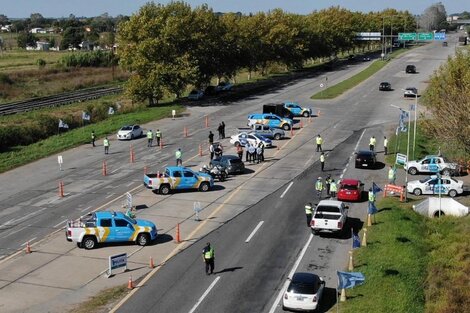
[229,132,272,147]
[405,155,460,176]
[407,175,464,198]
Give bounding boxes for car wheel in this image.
[448,189,457,198]
[137,233,150,246]
[442,168,451,176]
[282,124,290,131]
[199,182,210,192]
[274,134,281,140]
[159,184,171,195]
[83,236,97,250]
[413,188,422,196]
[76,242,83,248]
[408,167,418,175]
[302,111,310,117]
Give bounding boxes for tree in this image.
[29,13,45,28]
[420,2,447,31]
[0,14,9,25]
[17,32,37,48]
[60,26,84,50]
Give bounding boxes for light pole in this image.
[391,104,411,201]
[402,89,419,159]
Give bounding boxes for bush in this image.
[59,51,118,68]
[0,73,13,85]
[36,58,46,68]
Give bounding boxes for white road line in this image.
[111,167,121,174]
[53,219,67,228]
[21,237,37,246]
[188,276,221,313]
[245,221,264,243]
[105,194,114,199]
[354,129,366,152]
[126,182,134,187]
[268,233,314,313]
[280,182,294,198]
[162,163,168,168]
[81,205,92,212]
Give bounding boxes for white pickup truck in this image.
[310,200,348,235]
[404,155,461,176]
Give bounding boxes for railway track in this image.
[0,86,123,116]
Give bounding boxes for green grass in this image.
[70,285,129,313]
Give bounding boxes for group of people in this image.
[245,142,265,164]
[209,143,224,160]
[90,129,163,155]
[369,135,388,154]
[314,174,338,200]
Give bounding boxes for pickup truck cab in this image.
[404,155,460,176]
[310,200,348,235]
[66,211,158,249]
[247,113,293,130]
[249,124,285,140]
[283,102,313,117]
[144,166,213,195]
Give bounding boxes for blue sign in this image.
[434,32,446,40]
[108,253,128,277]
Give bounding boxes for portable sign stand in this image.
[126,192,132,210]
[106,253,128,278]
[395,153,407,166]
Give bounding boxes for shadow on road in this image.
[214,266,243,275]
[317,287,338,313]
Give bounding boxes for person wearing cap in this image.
[330,179,338,198]
[368,187,376,203]
[202,242,215,275]
[146,129,154,147]
[316,134,323,152]
[305,202,313,227]
[315,177,323,199]
[325,174,332,196]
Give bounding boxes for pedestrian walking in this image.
[209,143,215,160]
[208,131,214,144]
[217,123,223,139]
[146,129,154,147]
[325,174,332,195]
[221,121,226,139]
[315,177,323,199]
[202,242,215,275]
[383,136,388,155]
[91,131,96,147]
[103,136,110,155]
[369,136,376,151]
[388,165,396,185]
[305,203,313,227]
[248,144,256,163]
[236,144,243,160]
[156,129,162,146]
[330,179,337,198]
[320,152,325,172]
[175,148,182,166]
[316,134,323,152]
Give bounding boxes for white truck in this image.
[404,155,461,176]
[310,200,348,235]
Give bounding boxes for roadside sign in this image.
[172,109,176,119]
[58,155,63,171]
[396,153,407,165]
[418,32,434,41]
[434,32,446,40]
[107,253,128,277]
[398,33,416,41]
[356,32,381,40]
[320,83,324,88]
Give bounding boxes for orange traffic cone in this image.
[149,256,155,269]
[127,276,134,289]
[25,241,32,254]
[175,223,181,243]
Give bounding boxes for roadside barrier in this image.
[205,116,209,128]
[383,184,405,202]
[149,256,155,269]
[367,213,372,227]
[129,145,135,163]
[59,181,64,197]
[362,228,367,247]
[25,241,32,254]
[127,276,134,289]
[102,160,107,176]
[175,223,181,243]
[340,288,346,302]
[199,144,203,157]
[348,250,354,271]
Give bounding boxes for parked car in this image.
[230,132,272,148]
[362,56,371,61]
[337,179,364,202]
[143,166,213,194]
[249,124,285,140]
[310,200,348,235]
[404,87,418,98]
[117,125,143,140]
[355,150,377,168]
[210,155,245,174]
[405,64,417,73]
[407,175,464,198]
[215,81,233,92]
[204,86,217,96]
[247,113,293,130]
[404,155,460,176]
[188,89,204,100]
[282,272,326,312]
[283,102,313,117]
[379,82,392,91]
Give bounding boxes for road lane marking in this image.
[80,205,92,212]
[245,221,264,243]
[53,220,67,228]
[354,129,366,151]
[126,182,134,187]
[268,233,314,313]
[188,276,221,313]
[280,182,293,198]
[21,237,37,246]
[105,193,114,199]
[111,167,121,174]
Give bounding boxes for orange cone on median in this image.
[127,276,134,289]
[25,241,32,254]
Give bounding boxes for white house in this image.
[36,41,50,51]
[31,28,46,34]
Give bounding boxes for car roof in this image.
[341,178,360,185]
[95,211,125,218]
[292,272,320,283]
[357,150,375,155]
[317,199,343,206]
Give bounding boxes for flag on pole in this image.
[337,271,365,290]
[372,182,382,195]
[58,119,69,129]
[399,109,409,132]
[368,201,378,215]
[82,111,91,121]
[108,107,115,115]
[352,231,361,249]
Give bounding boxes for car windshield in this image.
[341,184,357,190]
[190,90,198,94]
[123,214,137,225]
[316,205,340,213]
[288,281,318,294]
[419,177,433,183]
[229,158,242,164]
[121,126,132,131]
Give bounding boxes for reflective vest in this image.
[103,139,110,147]
[368,191,375,202]
[155,131,161,138]
[315,180,323,191]
[330,182,337,192]
[320,155,325,162]
[305,205,313,215]
[316,136,323,145]
[175,150,182,159]
[91,133,95,139]
[388,168,395,180]
[384,138,388,148]
[370,137,376,146]
[204,247,214,259]
[147,131,153,139]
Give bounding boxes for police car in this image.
[407,175,464,198]
[230,132,272,147]
[283,102,313,117]
[247,113,293,130]
[404,155,460,176]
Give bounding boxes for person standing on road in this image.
[330,179,338,198]
[325,174,332,196]
[369,136,376,151]
[248,143,256,163]
[368,188,376,204]
[217,123,223,139]
[320,152,325,172]
[208,131,214,145]
[155,129,162,146]
[214,143,223,158]
[146,129,154,147]
[305,202,313,227]
[316,134,323,152]
[237,144,243,160]
[388,165,396,185]
[175,148,183,166]
[245,143,251,162]
[221,121,226,139]
[209,143,215,160]
[91,131,96,147]
[202,242,215,275]
[315,177,323,199]
[103,136,110,155]
[383,136,388,155]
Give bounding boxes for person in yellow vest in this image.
[202,242,215,275]
[315,177,323,199]
[316,134,323,152]
[369,136,376,151]
[325,174,332,195]
[175,148,182,166]
[330,179,338,198]
[388,165,396,185]
[103,136,110,155]
[91,131,96,147]
[320,153,325,172]
[155,129,162,146]
[383,136,388,155]
[368,188,376,203]
[146,129,154,147]
[305,202,313,227]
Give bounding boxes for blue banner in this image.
[337,271,365,290]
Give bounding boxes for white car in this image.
[405,155,460,176]
[229,132,272,148]
[117,125,143,140]
[404,87,418,98]
[283,272,325,312]
[215,81,233,92]
[407,175,464,198]
[188,90,204,100]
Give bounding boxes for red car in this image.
[337,179,364,202]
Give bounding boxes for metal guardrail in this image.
[0,86,123,116]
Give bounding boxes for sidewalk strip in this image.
[245,221,264,243]
[280,182,293,198]
[21,237,37,246]
[188,276,220,313]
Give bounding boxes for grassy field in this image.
[0,50,65,70]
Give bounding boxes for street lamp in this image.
[382,15,399,58]
[391,104,411,201]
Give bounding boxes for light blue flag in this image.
[337,271,365,290]
[82,111,91,121]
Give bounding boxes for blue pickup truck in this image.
[283,102,313,117]
[144,166,214,195]
[66,211,158,249]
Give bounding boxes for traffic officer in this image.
[316,134,323,152]
[202,242,215,275]
[155,129,162,146]
[320,152,325,172]
[209,143,215,160]
[305,202,313,227]
[208,131,214,144]
[368,187,376,204]
[146,129,154,147]
[369,136,376,151]
[388,165,396,185]
[91,131,96,147]
[315,177,323,199]
[330,179,338,198]
[325,174,332,195]
[103,136,110,155]
[175,148,182,166]
[383,136,388,155]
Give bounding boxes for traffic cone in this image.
[205,116,209,128]
[340,288,346,302]
[59,181,64,197]
[362,228,367,247]
[348,250,354,271]
[127,276,134,289]
[144,166,147,175]
[290,128,294,137]
[367,214,372,227]
[300,120,303,128]
[175,223,181,243]
[25,241,32,254]
[184,127,188,138]
[198,144,203,157]
[277,144,280,151]
[149,256,155,269]
[102,160,107,176]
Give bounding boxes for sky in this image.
[0,0,468,18]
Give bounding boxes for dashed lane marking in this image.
[245,221,264,243]
[280,182,293,198]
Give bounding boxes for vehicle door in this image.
[259,125,269,137]
[238,133,248,146]
[132,125,141,137]
[424,178,439,194]
[172,170,183,189]
[420,158,431,172]
[182,170,199,188]
[434,178,449,194]
[291,104,301,116]
[97,218,115,242]
[113,218,135,241]
[270,115,281,127]
[428,158,440,173]
[247,134,258,146]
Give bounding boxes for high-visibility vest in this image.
[330,182,337,192]
[204,247,214,259]
[305,205,313,214]
[370,137,376,146]
[315,181,323,191]
[175,150,182,159]
[147,131,153,139]
[316,137,323,145]
[368,191,375,202]
[320,155,325,162]
[156,131,161,138]
[103,139,109,147]
[91,133,95,139]
[388,168,395,180]
[384,138,388,148]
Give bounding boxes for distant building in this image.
[79,40,94,51]
[36,41,50,51]
[1,24,12,32]
[31,28,46,34]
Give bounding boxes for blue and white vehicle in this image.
[144,166,214,194]
[404,155,460,176]
[247,113,293,130]
[230,132,272,148]
[283,102,313,117]
[407,175,464,198]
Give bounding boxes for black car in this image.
[355,150,377,168]
[379,82,392,91]
[405,65,417,73]
[204,86,218,96]
[210,155,245,174]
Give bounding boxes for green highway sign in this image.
[398,33,416,41]
[418,32,434,40]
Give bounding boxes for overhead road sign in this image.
[434,32,446,40]
[418,32,434,41]
[398,33,417,41]
[356,32,381,40]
